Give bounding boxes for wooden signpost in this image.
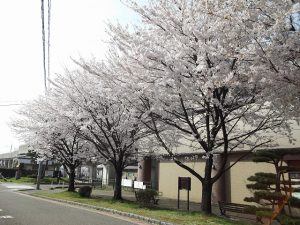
[178,177,191,211]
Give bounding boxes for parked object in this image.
[218,201,262,222]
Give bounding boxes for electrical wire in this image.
[47,0,51,86]
[0,104,24,107]
[41,0,47,92]
[0,101,25,107]
[0,1,51,108]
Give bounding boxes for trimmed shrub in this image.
[135,189,158,206]
[78,186,92,198]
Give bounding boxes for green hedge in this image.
[135,189,158,206]
[0,168,17,178]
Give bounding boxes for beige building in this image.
[154,122,300,204]
[151,149,299,206]
[157,152,276,204]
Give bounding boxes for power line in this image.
[0,104,24,107]
[0,101,25,107]
[47,0,51,85]
[41,0,51,93]
[41,0,47,92]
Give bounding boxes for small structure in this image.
[76,161,138,187]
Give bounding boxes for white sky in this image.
[0,0,141,154]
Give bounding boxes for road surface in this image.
[0,184,147,225]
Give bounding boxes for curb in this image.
[27,194,174,225]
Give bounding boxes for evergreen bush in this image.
[78,186,92,198]
[135,189,158,206]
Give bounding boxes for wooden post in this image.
[178,188,180,209]
[187,189,190,211]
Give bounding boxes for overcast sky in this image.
[0,0,141,154]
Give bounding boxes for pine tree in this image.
[245,149,300,223]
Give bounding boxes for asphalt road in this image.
[0,184,147,225]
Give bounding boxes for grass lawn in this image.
[0,177,36,183]
[32,191,251,225]
[0,177,68,184]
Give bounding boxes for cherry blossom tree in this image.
[101,0,299,213]
[51,68,150,200]
[242,1,300,115]
[11,94,89,192]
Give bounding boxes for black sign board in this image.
[178,177,191,210]
[178,177,191,190]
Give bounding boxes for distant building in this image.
[0,145,56,176]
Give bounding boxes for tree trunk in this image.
[113,169,123,200]
[68,168,76,192]
[201,155,214,214]
[201,180,213,214]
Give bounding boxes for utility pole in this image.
[37,0,45,190]
[36,0,51,190]
[36,159,43,190]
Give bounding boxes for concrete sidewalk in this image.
[39,185,219,215]
[22,184,262,224]
[93,189,205,212]
[0,182,35,191]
